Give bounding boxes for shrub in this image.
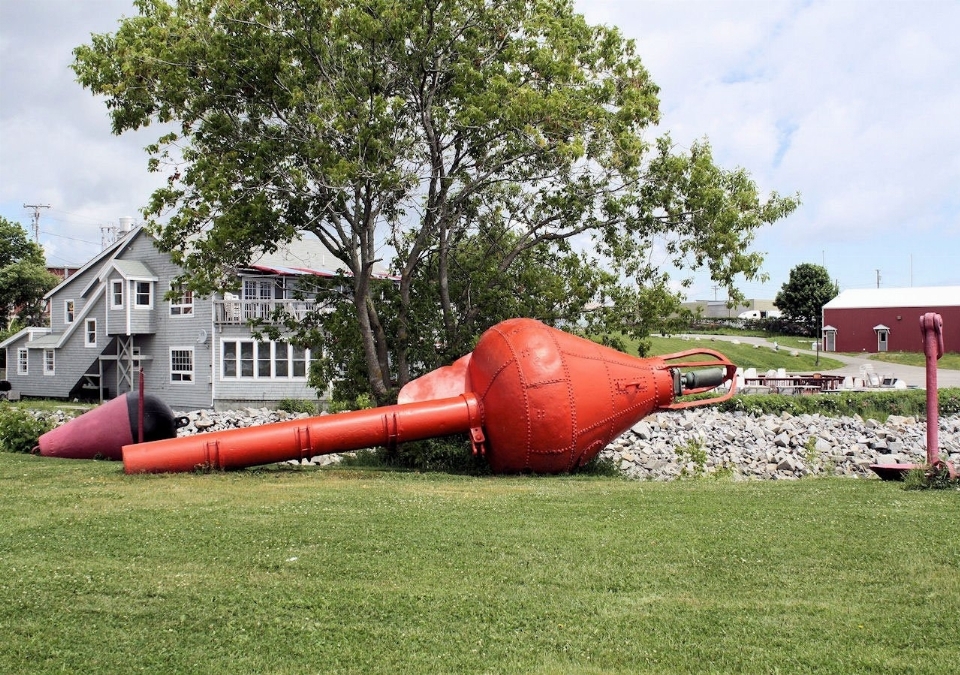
[276,398,318,414]
[903,464,960,491]
[325,393,374,414]
[0,404,54,453]
[376,435,490,474]
[717,388,960,421]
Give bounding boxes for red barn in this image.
[821,286,960,354]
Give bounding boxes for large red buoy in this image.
[123,319,736,474]
[36,392,184,460]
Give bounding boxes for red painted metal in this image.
[35,392,186,461]
[138,368,145,445]
[123,318,737,474]
[921,312,944,469]
[871,312,956,480]
[37,394,135,460]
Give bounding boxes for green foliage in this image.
[576,455,623,477]
[324,392,374,414]
[0,217,60,327]
[903,464,960,491]
[675,436,708,478]
[717,388,960,420]
[774,263,839,336]
[374,436,490,474]
[0,404,53,453]
[276,398,318,415]
[73,0,797,404]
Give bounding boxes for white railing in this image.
[214,299,317,325]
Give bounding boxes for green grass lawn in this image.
[871,351,960,371]
[644,336,845,372]
[2,455,958,674]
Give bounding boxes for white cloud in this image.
[2,0,958,292]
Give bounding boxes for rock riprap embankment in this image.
[167,407,959,480]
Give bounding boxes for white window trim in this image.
[64,299,75,324]
[111,280,124,309]
[220,339,311,380]
[17,348,28,375]
[85,318,98,348]
[170,347,195,383]
[43,349,55,376]
[169,284,195,317]
[135,281,154,309]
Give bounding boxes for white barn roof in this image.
[824,286,960,310]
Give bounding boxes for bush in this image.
[325,393,374,414]
[276,398,318,415]
[903,464,960,491]
[0,404,54,453]
[717,388,960,421]
[375,435,490,474]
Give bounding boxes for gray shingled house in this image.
[1,225,359,410]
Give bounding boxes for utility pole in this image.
[23,203,50,243]
[875,269,881,289]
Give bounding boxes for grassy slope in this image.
[872,351,960,370]
[640,336,846,372]
[2,455,958,674]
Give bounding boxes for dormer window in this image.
[135,281,153,308]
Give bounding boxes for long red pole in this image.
[123,394,483,473]
[920,313,944,468]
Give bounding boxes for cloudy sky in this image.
[2,0,958,302]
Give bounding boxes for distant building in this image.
[821,286,960,353]
[683,298,779,320]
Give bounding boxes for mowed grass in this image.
[872,351,960,371]
[646,335,845,372]
[2,455,958,674]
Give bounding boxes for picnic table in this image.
[742,374,845,395]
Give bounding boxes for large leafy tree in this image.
[774,263,839,335]
[73,0,798,403]
[0,218,60,328]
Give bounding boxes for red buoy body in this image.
[37,393,181,460]
[467,318,676,473]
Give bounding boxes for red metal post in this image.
[138,367,145,444]
[920,313,944,468]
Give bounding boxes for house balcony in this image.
[214,299,318,325]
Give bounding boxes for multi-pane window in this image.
[64,300,75,324]
[17,348,28,375]
[111,280,124,308]
[85,319,97,347]
[43,349,55,376]
[135,281,152,308]
[221,340,311,379]
[170,348,194,383]
[170,284,194,316]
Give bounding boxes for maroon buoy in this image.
[36,393,185,460]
